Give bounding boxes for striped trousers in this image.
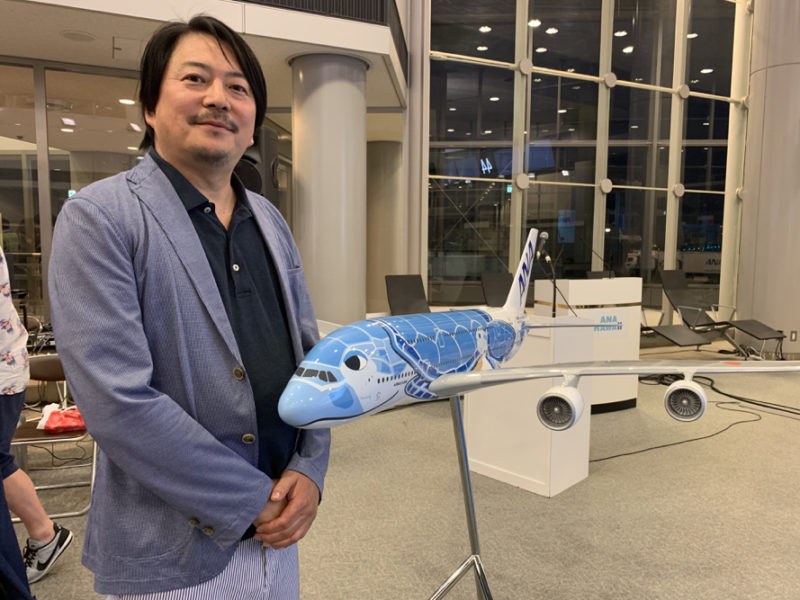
[107,539,298,600]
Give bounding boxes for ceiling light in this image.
[568,128,575,132]
[119,98,136,105]
[687,33,699,39]
[572,85,581,90]
[622,46,634,54]
[489,96,500,102]
[127,146,138,151]
[545,27,558,35]
[558,109,567,114]
[476,45,489,52]
[60,128,74,133]
[479,25,492,33]
[631,125,639,129]
[567,68,575,73]
[61,117,76,126]
[614,30,628,37]
[449,107,457,112]
[465,132,472,136]
[702,122,710,126]
[129,122,142,133]
[533,78,542,82]
[535,47,548,53]
[483,129,492,134]
[447,128,455,133]
[700,67,714,74]
[528,19,542,28]
[562,170,570,176]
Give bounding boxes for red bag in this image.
[44,407,86,433]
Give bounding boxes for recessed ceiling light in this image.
[483,129,493,134]
[465,132,472,136]
[702,122,710,126]
[567,68,575,73]
[60,128,74,133]
[687,33,699,39]
[622,46,634,54]
[528,19,542,28]
[700,67,714,74]
[489,96,500,102]
[119,98,136,105]
[127,146,138,151]
[61,117,76,126]
[568,128,575,132]
[533,78,542,82]
[558,109,567,114]
[479,25,492,33]
[59,30,96,43]
[546,27,558,35]
[476,45,489,52]
[449,107,456,112]
[535,47,548,53]
[562,170,570,176]
[572,85,581,90]
[447,128,455,133]
[631,125,639,129]
[129,122,142,132]
[614,30,628,37]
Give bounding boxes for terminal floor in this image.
[15,341,800,599]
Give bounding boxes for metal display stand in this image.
[428,396,493,600]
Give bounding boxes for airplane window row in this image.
[295,366,338,383]
[379,371,410,384]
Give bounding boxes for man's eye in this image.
[183,74,204,83]
[230,84,249,94]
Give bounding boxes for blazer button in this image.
[233,367,245,380]
[242,433,256,444]
[202,526,214,536]
[188,518,199,528]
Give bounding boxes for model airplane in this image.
[278,228,800,431]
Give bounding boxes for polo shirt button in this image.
[242,433,256,444]
[201,526,214,536]
[189,518,199,527]
[203,206,212,214]
[233,366,245,380]
[232,264,240,272]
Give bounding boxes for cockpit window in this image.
[294,367,338,382]
[295,367,305,377]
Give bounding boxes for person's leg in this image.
[0,392,53,543]
[1,391,72,584]
[3,470,53,543]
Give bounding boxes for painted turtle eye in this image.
[343,354,367,371]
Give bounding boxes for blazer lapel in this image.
[127,155,242,361]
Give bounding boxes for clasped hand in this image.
[253,470,319,550]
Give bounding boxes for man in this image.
[49,16,330,598]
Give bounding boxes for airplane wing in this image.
[428,359,800,396]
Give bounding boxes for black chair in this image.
[660,270,784,359]
[480,272,514,307]
[385,275,430,316]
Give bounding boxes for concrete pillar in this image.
[290,54,368,325]
[366,141,405,314]
[739,0,800,356]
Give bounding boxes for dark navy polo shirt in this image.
[150,149,298,481]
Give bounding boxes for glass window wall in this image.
[0,64,42,315]
[428,0,737,306]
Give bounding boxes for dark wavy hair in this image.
[138,15,267,150]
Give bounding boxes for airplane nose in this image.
[278,379,362,428]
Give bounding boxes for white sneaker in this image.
[23,522,73,583]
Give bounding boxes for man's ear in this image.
[144,110,155,129]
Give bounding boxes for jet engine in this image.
[537,385,584,431]
[664,379,706,422]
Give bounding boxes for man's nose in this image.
[203,78,229,110]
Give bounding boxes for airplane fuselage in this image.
[279,308,525,428]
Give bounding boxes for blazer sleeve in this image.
[49,193,272,550]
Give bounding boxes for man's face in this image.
[145,32,257,172]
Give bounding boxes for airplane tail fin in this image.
[502,228,539,315]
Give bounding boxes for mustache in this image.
[187,112,239,133]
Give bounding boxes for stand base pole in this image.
[427,396,493,600]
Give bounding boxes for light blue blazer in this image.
[49,154,330,595]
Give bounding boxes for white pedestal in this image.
[534,277,642,410]
[463,316,593,497]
